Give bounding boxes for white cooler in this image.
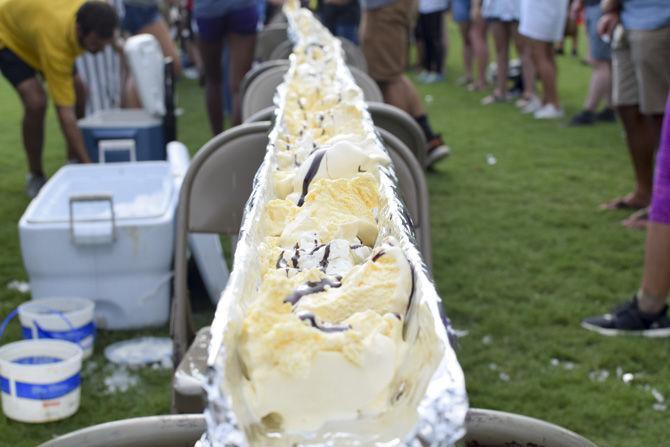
[19,162,177,330]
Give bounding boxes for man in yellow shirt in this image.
[0,0,118,197]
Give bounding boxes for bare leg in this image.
[469,16,488,90]
[199,37,225,135]
[516,33,536,100]
[490,21,510,98]
[584,59,612,111]
[458,21,473,81]
[639,222,670,313]
[530,39,559,106]
[16,78,47,175]
[380,75,426,118]
[615,105,660,207]
[138,19,182,75]
[227,32,256,126]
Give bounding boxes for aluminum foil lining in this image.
[202,5,468,446]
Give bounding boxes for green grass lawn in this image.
[1,23,669,446]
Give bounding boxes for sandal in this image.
[622,208,649,231]
[599,196,648,211]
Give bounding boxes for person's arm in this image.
[600,0,620,14]
[56,105,92,163]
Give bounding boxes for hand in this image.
[597,11,619,37]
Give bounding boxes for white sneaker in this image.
[520,96,541,114]
[534,103,564,120]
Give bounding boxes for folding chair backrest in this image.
[255,23,289,61]
[367,102,427,168]
[239,60,290,109]
[242,65,382,121]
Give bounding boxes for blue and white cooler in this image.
[78,109,165,163]
[18,162,177,329]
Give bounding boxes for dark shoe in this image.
[568,110,595,126]
[595,107,616,123]
[25,173,47,199]
[582,297,670,337]
[426,134,450,168]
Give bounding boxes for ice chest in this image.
[19,162,177,330]
[78,109,165,163]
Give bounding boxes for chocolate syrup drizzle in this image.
[283,277,342,306]
[372,250,386,262]
[291,243,300,268]
[299,313,350,333]
[319,244,331,269]
[297,149,327,207]
[276,250,288,269]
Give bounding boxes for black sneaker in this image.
[581,297,670,337]
[568,110,595,126]
[595,107,616,123]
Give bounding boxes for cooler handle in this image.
[98,139,137,163]
[68,194,116,245]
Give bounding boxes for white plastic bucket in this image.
[0,339,83,423]
[18,298,96,359]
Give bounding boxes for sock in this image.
[636,289,666,316]
[414,114,436,141]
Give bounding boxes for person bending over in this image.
[0,0,119,198]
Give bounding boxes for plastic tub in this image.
[18,298,96,359]
[0,339,83,423]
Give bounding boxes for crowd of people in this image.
[0,0,669,335]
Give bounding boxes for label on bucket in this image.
[13,356,62,365]
[0,373,80,400]
[22,321,96,348]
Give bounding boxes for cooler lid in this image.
[78,108,162,129]
[25,162,175,224]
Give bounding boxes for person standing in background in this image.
[598,0,670,230]
[468,0,489,91]
[478,0,520,105]
[450,0,474,87]
[0,0,118,198]
[518,0,568,119]
[195,0,258,133]
[568,0,615,126]
[416,0,449,84]
[318,0,361,44]
[361,0,451,166]
[582,94,670,336]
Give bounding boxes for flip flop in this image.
[599,196,647,211]
[622,208,649,231]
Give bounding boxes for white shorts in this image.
[482,0,520,22]
[519,0,568,42]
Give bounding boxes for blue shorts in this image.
[122,3,161,34]
[452,0,471,23]
[585,4,611,61]
[196,5,258,41]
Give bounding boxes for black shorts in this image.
[0,47,37,87]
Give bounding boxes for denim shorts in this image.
[451,0,471,23]
[122,3,161,34]
[585,4,611,61]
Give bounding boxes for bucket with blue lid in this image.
[17,297,96,358]
[0,339,83,422]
